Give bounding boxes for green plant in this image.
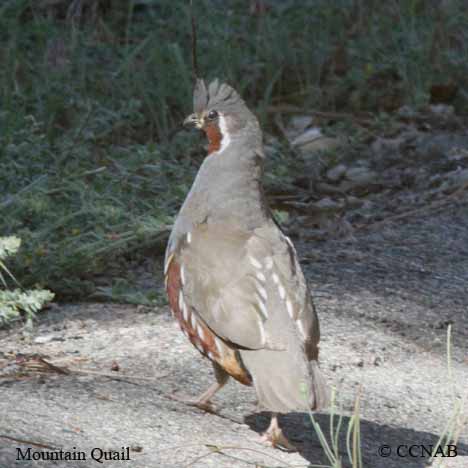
[307,324,467,468]
[308,387,363,468]
[430,324,468,463]
[0,236,54,326]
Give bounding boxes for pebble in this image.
[312,197,342,212]
[33,334,63,344]
[326,164,347,182]
[345,167,378,184]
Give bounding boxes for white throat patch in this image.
[217,113,231,154]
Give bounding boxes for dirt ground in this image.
[1,202,467,468]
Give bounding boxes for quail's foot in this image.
[169,380,225,413]
[260,414,297,452]
[169,393,217,413]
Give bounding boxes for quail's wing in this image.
[175,222,319,355]
[252,223,320,360]
[176,224,267,350]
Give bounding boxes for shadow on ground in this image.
[246,411,468,468]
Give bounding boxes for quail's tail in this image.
[239,348,329,413]
[309,360,329,410]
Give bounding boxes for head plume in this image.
[193,78,245,114]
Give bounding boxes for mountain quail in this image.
[164,79,328,448]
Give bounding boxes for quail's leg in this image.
[260,413,297,452]
[170,362,229,412]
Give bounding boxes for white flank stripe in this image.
[191,312,197,329]
[278,284,286,300]
[180,265,186,285]
[164,255,172,275]
[182,302,189,322]
[186,232,192,244]
[286,300,294,319]
[257,299,268,320]
[197,325,205,341]
[208,352,215,360]
[264,257,274,270]
[256,271,266,282]
[272,273,279,284]
[296,319,306,339]
[215,337,224,356]
[285,235,295,250]
[178,290,184,310]
[257,285,268,301]
[249,255,262,269]
[258,320,266,344]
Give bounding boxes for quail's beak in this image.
[183,113,203,129]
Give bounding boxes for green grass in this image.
[308,325,467,468]
[1,0,467,302]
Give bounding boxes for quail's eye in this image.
[207,110,218,120]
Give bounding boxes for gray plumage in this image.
[166,79,328,413]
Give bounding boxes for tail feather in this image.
[239,348,328,413]
[309,360,329,410]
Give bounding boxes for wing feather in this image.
[176,222,320,358]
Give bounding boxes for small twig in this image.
[68,367,170,384]
[12,354,70,376]
[36,357,70,375]
[66,0,83,24]
[190,0,198,82]
[6,353,171,385]
[0,434,58,450]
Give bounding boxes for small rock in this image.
[326,164,347,182]
[446,168,468,188]
[315,182,346,196]
[447,148,468,162]
[339,167,381,194]
[286,115,314,138]
[354,159,371,167]
[312,197,342,212]
[345,167,378,184]
[373,356,383,366]
[291,127,342,155]
[34,334,61,344]
[428,104,454,116]
[354,358,364,367]
[397,105,418,119]
[301,137,342,155]
[291,127,323,147]
[438,168,468,193]
[346,196,364,209]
